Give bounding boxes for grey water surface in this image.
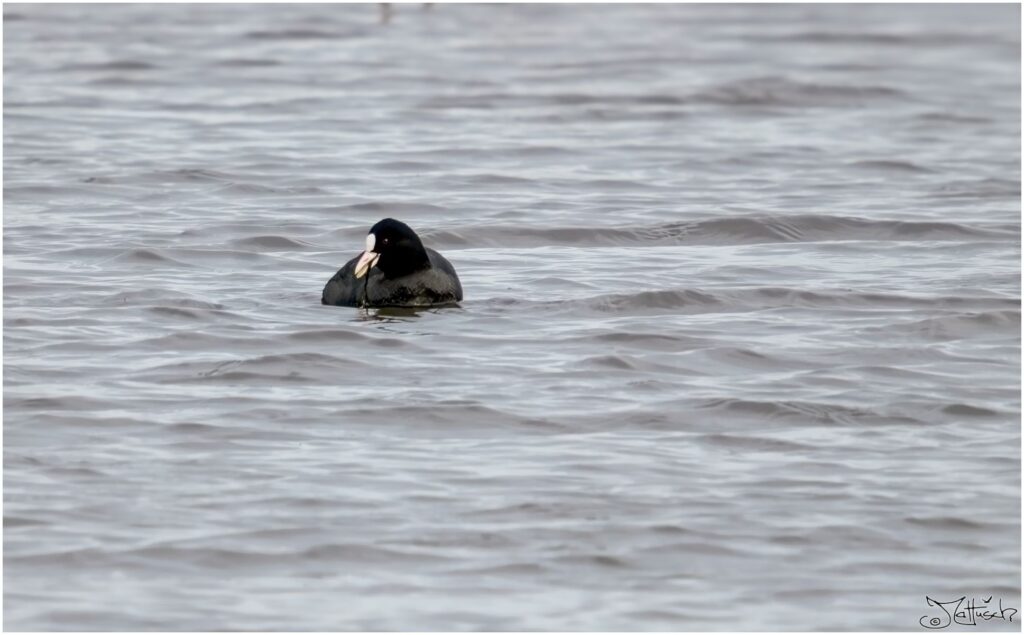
[4,3,1021,631]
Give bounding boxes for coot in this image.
[321,218,463,308]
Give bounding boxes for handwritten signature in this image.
[920,596,1017,629]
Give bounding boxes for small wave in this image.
[146,306,203,320]
[418,91,688,112]
[756,31,917,46]
[286,328,368,343]
[286,328,423,350]
[483,289,720,317]
[141,352,361,385]
[5,316,107,328]
[451,173,537,186]
[696,398,917,425]
[553,92,686,106]
[228,235,312,250]
[689,346,794,372]
[86,76,165,87]
[739,288,1020,310]
[698,433,814,452]
[244,28,360,40]
[491,286,1018,318]
[587,289,721,313]
[183,370,313,383]
[940,404,1001,417]
[373,160,439,172]
[580,354,639,370]
[418,95,496,110]
[849,160,934,174]
[483,289,720,318]
[141,303,240,322]
[6,395,110,412]
[142,168,306,190]
[506,145,581,158]
[89,168,242,186]
[523,276,597,291]
[11,542,445,569]
[151,298,225,310]
[931,177,1021,200]
[171,248,271,265]
[864,310,1020,340]
[132,332,263,351]
[109,249,191,267]
[4,515,47,528]
[101,290,222,309]
[425,215,1017,249]
[213,58,281,68]
[916,112,993,124]
[64,60,158,72]
[588,331,708,350]
[694,76,904,107]
[214,182,326,196]
[905,516,995,531]
[43,246,125,260]
[797,32,911,45]
[555,553,631,568]
[449,562,547,577]
[332,201,449,215]
[533,107,689,124]
[539,55,682,72]
[762,29,1013,50]
[338,402,561,432]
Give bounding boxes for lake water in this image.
[4,3,1021,630]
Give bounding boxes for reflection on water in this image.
[354,305,455,321]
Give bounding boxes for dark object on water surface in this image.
[321,218,463,308]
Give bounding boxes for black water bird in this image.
[321,218,462,308]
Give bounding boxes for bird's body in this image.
[321,218,462,308]
[322,246,461,307]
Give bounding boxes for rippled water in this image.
[4,3,1021,630]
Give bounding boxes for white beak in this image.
[354,233,380,279]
